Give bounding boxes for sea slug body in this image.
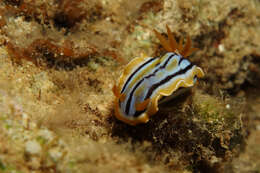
[113,25,204,125]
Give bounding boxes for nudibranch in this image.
[113,25,204,125]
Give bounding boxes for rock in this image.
[25,140,42,155]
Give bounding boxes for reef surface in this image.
[0,0,259,172]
